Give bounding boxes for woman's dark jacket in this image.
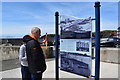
[23,35,46,74]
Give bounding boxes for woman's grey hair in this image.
[31,27,40,34]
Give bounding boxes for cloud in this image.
[2,2,118,38]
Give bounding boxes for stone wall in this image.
[0,46,54,61]
[0,46,120,64]
[92,47,120,64]
[100,48,120,64]
[0,46,20,61]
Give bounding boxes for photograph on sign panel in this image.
[60,17,91,39]
[76,40,89,52]
[60,51,92,77]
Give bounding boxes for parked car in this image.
[100,37,120,47]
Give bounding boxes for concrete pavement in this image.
[1,58,119,79]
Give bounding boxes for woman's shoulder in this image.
[20,44,26,48]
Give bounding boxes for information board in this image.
[60,15,92,77]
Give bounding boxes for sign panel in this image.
[60,15,92,77]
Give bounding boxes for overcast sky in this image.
[1,2,118,38]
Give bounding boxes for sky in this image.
[1,2,118,38]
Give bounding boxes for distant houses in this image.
[118,27,120,38]
[1,28,119,46]
[92,30,117,38]
[0,34,55,46]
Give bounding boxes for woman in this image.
[19,42,31,80]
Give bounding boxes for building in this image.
[118,27,120,38]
